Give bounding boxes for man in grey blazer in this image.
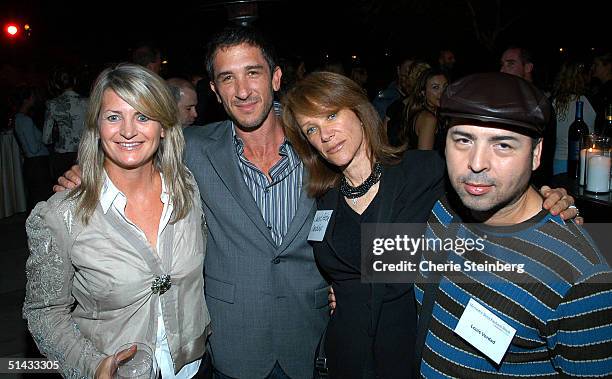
[183,26,328,378]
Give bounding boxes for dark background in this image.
[0,0,608,92]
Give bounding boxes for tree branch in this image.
[464,0,482,42]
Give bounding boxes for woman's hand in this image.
[540,186,583,224]
[94,345,137,379]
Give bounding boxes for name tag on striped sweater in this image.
[454,298,516,365]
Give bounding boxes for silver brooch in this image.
[151,275,172,295]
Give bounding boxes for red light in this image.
[6,24,19,36]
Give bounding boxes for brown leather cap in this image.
[440,72,551,136]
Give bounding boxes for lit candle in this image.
[586,155,611,193]
[582,148,601,186]
[579,148,589,185]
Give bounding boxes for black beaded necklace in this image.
[340,162,382,203]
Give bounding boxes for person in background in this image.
[500,46,534,82]
[189,72,206,88]
[372,56,414,119]
[12,85,52,210]
[131,44,163,75]
[167,77,199,127]
[42,65,88,179]
[24,63,210,379]
[277,54,307,100]
[500,46,556,185]
[551,60,596,174]
[350,62,370,96]
[401,68,449,152]
[416,72,612,377]
[350,66,369,89]
[194,73,227,126]
[385,60,431,147]
[590,50,612,130]
[438,49,456,81]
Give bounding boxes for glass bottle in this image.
[568,100,590,180]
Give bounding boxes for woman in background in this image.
[401,68,449,152]
[42,66,89,179]
[385,60,431,147]
[12,85,53,210]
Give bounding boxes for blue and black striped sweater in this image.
[415,198,612,378]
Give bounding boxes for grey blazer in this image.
[23,177,209,378]
[184,121,329,379]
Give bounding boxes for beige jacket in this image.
[23,182,210,378]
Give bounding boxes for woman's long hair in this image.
[48,65,77,97]
[551,60,590,122]
[400,67,448,147]
[282,71,403,198]
[70,63,193,224]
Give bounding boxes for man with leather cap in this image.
[414,72,612,377]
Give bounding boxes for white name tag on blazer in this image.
[454,298,516,365]
[308,210,333,241]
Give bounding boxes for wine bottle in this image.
[567,100,589,180]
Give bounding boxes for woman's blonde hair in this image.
[282,71,403,198]
[551,60,590,122]
[70,63,193,224]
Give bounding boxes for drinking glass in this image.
[114,342,157,379]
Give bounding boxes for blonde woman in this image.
[23,63,210,379]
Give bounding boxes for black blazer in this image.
[313,149,446,335]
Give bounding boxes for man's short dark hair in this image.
[506,46,533,65]
[131,45,161,67]
[11,85,36,109]
[205,25,277,80]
